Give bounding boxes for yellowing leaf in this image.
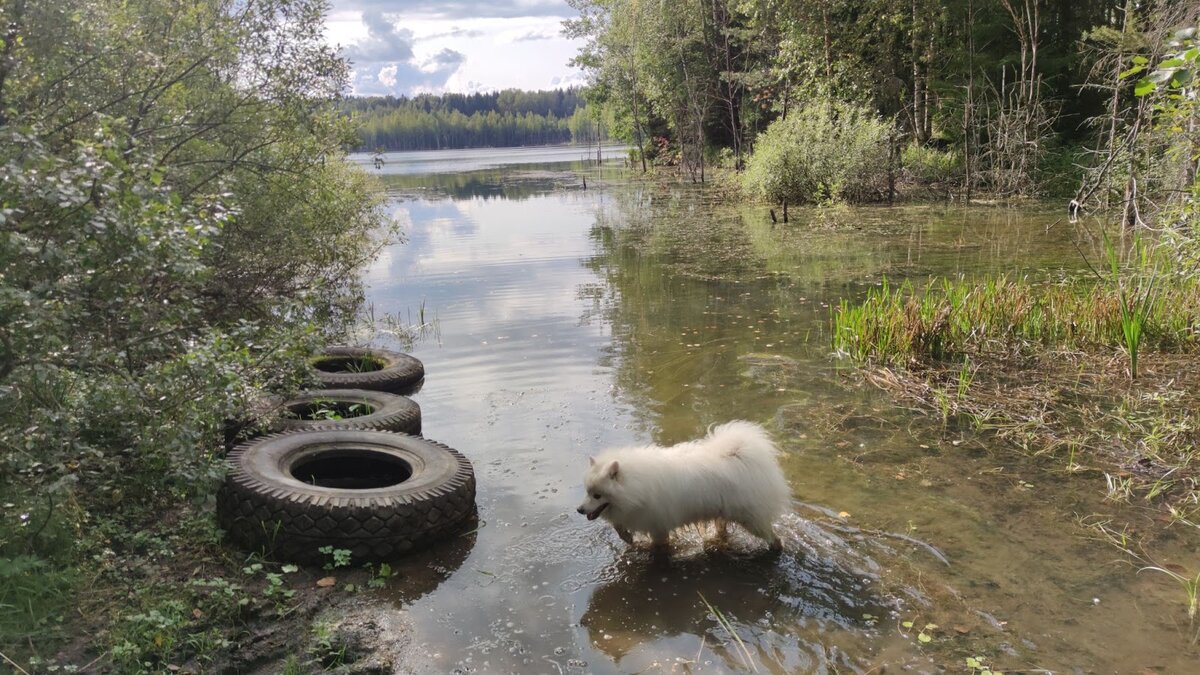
[316,576,336,588]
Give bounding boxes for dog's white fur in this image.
[577,421,790,550]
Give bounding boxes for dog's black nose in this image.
[576,506,586,515]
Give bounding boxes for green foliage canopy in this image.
[0,1,393,648]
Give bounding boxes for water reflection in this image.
[580,516,901,673]
[379,526,478,606]
[356,148,1198,673]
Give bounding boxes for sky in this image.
[326,0,589,97]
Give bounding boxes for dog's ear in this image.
[607,460,620,480]
[588,456,596,466]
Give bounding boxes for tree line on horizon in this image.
[345,88,611,151]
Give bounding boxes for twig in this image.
[0,650,30,675]
[698,592,757,672]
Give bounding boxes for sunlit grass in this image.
[832,274,1199,369]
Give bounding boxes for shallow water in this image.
[355,149,1198,673]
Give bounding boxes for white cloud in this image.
[331,0,573,20]
[330,6,584,95]
[377,64,398,88]
[339,12,469,95]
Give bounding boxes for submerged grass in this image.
[698,592,758,672]
[832,274,1199,369]
[833,256,1200,510]
[1090,520,1200,641]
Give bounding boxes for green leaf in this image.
[1131,55,1148,65]
[1159,57,1186,69]
[281,564,298,573]
[917,632,932,643]
[1133,78,1156,97]
[966,657,980,668]
[1119,65,1145,80]
[902,620,914,628]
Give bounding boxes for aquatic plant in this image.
[832,274,1198,366]
[1104,230,1158,379]
[1091,521,1200,637]
[698,592,758,672]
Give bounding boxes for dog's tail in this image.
[708,420,791,519]
[707,420,780,460]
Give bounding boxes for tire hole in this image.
[287,400,375,421]
[312,356,385,373]
[291,450,412,489]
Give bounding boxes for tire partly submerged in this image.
[217,430,475,563]
[311,346,424,395]
[271,389,421,435]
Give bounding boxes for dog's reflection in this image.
[579,530,893,670]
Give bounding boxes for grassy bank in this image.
[831,260,1200,509]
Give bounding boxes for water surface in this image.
[354,148,1197,673]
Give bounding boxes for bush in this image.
[743,98,894,204]
[0,0,393,661]
[902,144,962,185]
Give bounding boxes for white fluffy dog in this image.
[576,421,791,551]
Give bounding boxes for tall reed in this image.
[1104,230,1158,379]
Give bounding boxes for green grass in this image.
[832,274,1199,369]
[1105,230,1158,379]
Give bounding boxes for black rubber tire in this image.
[271,389,421,435]
[311,347,424,395]
[217,430,476,564]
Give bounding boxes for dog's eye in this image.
[592,492,601,499]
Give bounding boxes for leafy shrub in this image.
[743,98,894,204]
[0,0,393,661]
[902,144,962,185]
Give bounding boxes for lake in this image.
[347,147,1194,673]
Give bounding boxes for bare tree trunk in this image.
[964,0,975,201]
[911,0,927,143]
[710,0,743,170]
[628,54,648,173]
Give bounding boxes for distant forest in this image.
[344,88,608,151]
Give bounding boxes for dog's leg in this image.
[714,519,729,541]
[740,520,783,552]
[649,530,670,555]
[614,526,634,545]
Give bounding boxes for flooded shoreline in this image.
[350,148,1197,672]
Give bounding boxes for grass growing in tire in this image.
[287,400,373,421]
[310,356,386,374]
